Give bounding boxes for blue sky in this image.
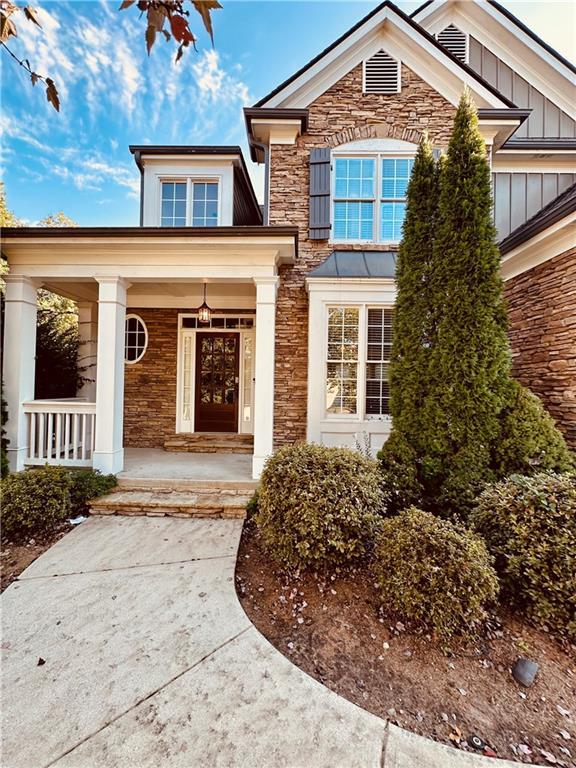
[1,0,574,226]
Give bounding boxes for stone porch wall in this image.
[505,246,576,450]
[124,308,178,448]
[268,63,456,446]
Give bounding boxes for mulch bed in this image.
[236,520,576,767]
[0,524,72,592]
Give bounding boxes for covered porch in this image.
[2,227,297,480]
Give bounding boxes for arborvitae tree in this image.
[421,90,512,512]
[389,134,438,447]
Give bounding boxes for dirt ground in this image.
[236,520,576,767]
[1,525,72,591]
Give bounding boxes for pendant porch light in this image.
[197,282,212,324]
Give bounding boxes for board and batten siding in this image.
[468,37,575,139]
[493,172,576,239]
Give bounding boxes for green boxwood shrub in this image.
[495,382,574,477]
[372,507,499,642]
[1,466,71,542]
[377,430,423,514]
[69,469,117,516]
[255,442,385,569]
[472,473,576,637]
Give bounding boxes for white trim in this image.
[416,2,576,120]
[175,314,256,434]
[501,211,576,281]
[124,313,148,365]
[259,3,510,109]
[306,279,397,453]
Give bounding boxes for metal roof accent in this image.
[308,250,397,279]
[499,182,576,254]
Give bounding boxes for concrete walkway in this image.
[1,517,539,768]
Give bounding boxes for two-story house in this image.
[3,0,575,480]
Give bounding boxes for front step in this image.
[164,433,254,454]
[90,485,254,519]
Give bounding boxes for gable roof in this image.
[253,0,514,109]
[413,1,576,77]
[499,181,576,254]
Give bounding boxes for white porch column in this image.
[252,276,278,479]
[2,276,39,471]
[93,277,128,474]
[77,301,98,401]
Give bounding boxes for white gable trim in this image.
[415,2,576,120]
[500,211,576,281]
[259,4,510,110]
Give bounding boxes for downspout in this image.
[133,150,144,227]
[250,138,270,225]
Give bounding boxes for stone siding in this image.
[268,63,456,446]
[505,247,576,449]
[124,308,179,448]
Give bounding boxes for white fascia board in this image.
[420,3,576,119]
[264,5,508,109]
[495,149,576,163]
[493,156,576,172]
[500,212,576,281]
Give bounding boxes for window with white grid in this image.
[192,182,219,226]
[326,307,359,415]
[124,315,148,364]
[161,182,187,227]
[332,155,414,243]
[366,308,394,416]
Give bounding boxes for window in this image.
[366,308,393,416]
[124,315,148,364]
[160,179,219,227]
[161,182,187,227]
[333,155,414,243]
[192,182,218,227]
[326,307,359,414]
[325,306,394,418]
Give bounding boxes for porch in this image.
[2,227,297,480]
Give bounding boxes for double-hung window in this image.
[325,305,394,419]
[160,180,219,227]
[332,155,414,243]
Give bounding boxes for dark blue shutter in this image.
[309,148,331,240]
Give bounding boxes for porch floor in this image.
[119,448,254,483]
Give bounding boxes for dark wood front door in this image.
[195,333,239,432]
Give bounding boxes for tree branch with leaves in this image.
[120,0,221,62]
[0,1,60,110]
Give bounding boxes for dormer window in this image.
[436,24,468,63]
[160,179,220,227]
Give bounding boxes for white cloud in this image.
[193,50,250,105]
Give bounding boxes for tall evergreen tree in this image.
[421,90,512,511]
[389,134,438,448]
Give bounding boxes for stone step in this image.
[164,433,254,454]
[116,477,258,493]
[89,488,252,520]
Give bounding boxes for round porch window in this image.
[124,314,148,364]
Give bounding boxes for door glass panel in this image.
[242,334,253,424]
[182,335,193,423]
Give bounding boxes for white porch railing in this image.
[24,399,96,467]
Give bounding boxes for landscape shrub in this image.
[378,430,423,514]
[1,466,71,542]
[472,473,576,637]
[245,489,259,520]
[255,442,385,569]
[372,507,499,642]
[494,382,574,477]
[1,387,8,479]
[69,469,117,516]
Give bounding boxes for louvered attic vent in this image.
[436,24,468,63]
[363,50,400,94]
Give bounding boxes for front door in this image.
[194,333,239,432]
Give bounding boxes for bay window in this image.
[325,305,394,419]
[333,154,414,243]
